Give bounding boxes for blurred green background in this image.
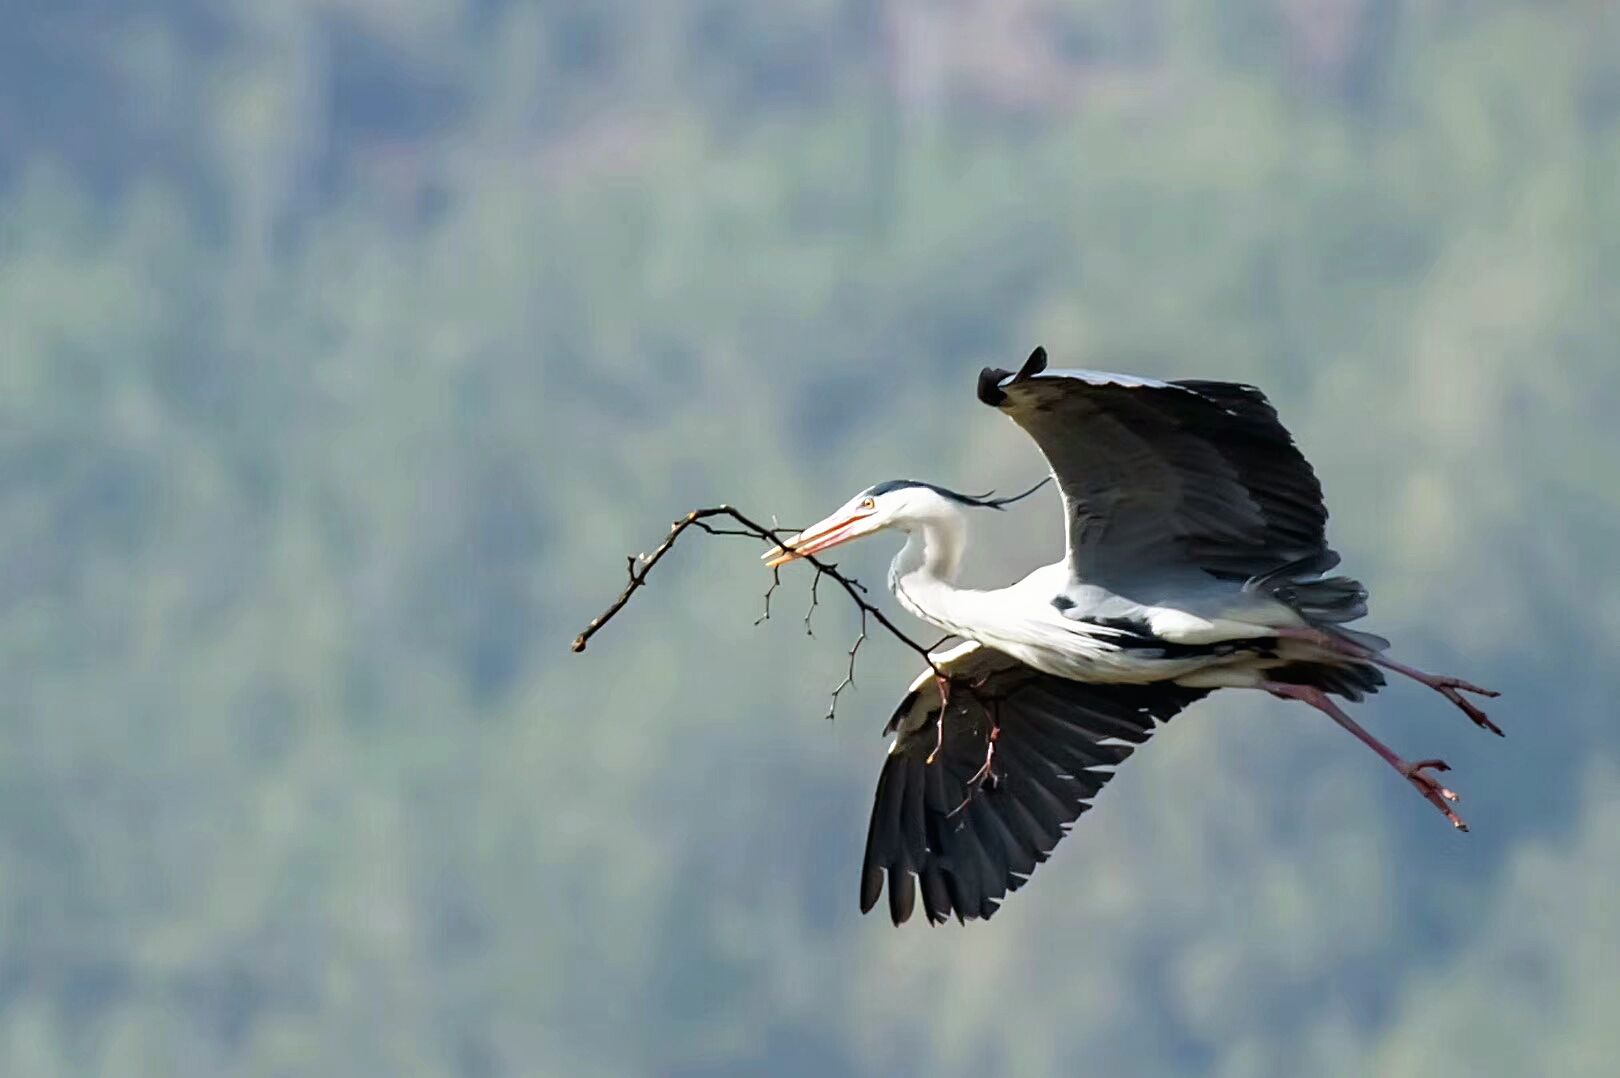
[4,1,1620,1075]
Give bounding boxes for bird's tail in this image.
[1264,657,1386,701]
[1244,552,1389,698]
[1246,551,1388,648]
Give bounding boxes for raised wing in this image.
[977,348,1333,586]
[861,643,1209,925]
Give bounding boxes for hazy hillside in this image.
[4,2,1619,1075]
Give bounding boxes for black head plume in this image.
[963,475,1053,510]
[863,476,1052,511]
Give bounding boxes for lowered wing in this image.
[861,643,1209,925]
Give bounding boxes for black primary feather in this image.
[862,653,1209,925]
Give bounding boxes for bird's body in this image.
[763,348,1499,925]
[886,514,1309,686]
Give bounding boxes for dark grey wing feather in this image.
[861,647,1209,925]
[978,349,1332,585]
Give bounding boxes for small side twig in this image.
[755,567,781,626]
[803,567,825,636]
[824,608,867,721]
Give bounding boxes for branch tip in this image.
[570,505,952,717]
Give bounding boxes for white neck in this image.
[887,504,980,638]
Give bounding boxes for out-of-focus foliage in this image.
[3,1,1619,1075]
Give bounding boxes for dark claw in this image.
[1403,760,1467,827]
[1439,676,1500,699]
[1441,688,1505,736]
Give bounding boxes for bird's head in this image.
[762,478,1049,569]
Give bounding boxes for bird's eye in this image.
[860,497,876,511]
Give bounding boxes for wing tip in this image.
[860,864,884,915]
[977,346,1048,407]
[977,366,1012,406]
[1017,345,1048,379]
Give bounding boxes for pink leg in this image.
[1261,680,1469,831]
[949,723,1002,819]
[1276,627,1503,736]
[965,712,1000,790]
[927,675,951,764]
[929,676,1002,792]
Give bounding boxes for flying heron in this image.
[763,347,1499,925]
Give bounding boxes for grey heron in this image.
[763,347,1499,925]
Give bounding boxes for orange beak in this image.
[762,511,874,569]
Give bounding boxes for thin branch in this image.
[569,506,946,682]
[568,505,1006,770]
[693,525,773,538]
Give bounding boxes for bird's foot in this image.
[966,725,1000,789]
[948,728,1000,818]
[1421,676,1504,736]
[1401,758,1468,831]
[1273,628,1503,735]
